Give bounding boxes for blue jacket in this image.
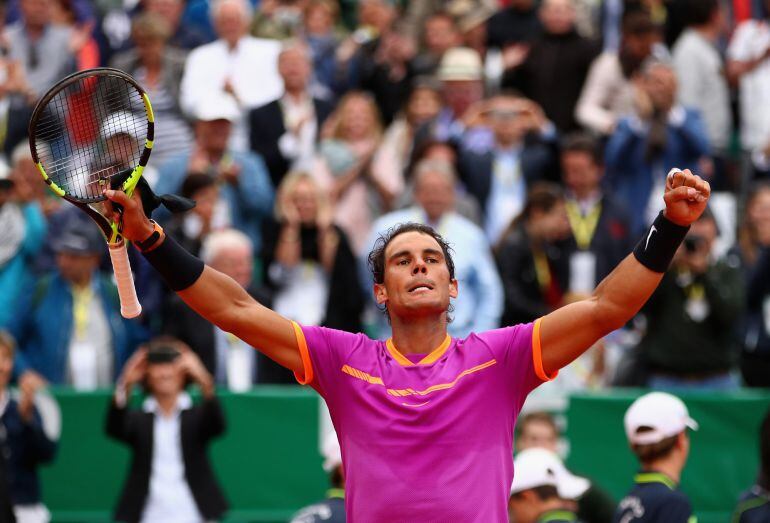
[154,150,275,253]
[7,272,144,384]
[605,108,710,233]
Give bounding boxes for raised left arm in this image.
[539,169,710,375]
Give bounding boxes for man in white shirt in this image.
[180,0,283,151]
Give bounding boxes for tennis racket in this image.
[28,67,155,319]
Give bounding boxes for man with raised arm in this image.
[105,168,710,522]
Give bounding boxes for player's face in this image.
[375,231,458,320]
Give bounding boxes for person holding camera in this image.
[633,209,744,390]
[106,338,228,523]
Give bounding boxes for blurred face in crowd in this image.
[442,79,483,118]
[422,143,458,165]
[146,360,185,398]
[56,252,100,286]
[304,1,335,35]
[529,199,570,242]
[358,0,395,34]
[423,14,459,55]
[0,345,13,391]
[747,186,770,246]
[489,97,530,147]
[406,86,442,126]
[415,168,456,222]
[508,490,549,523]
[688,215,718,252]
[21,0,52,29]
[643,64,677,111]
[214,0,249,45]
[278,46,311,93]
[517,419,559,453]
[540,0,576,36]
[561,150,602,198]
[190,184,219,226]
[623,30,657,61]
[379,30,416,65]
[10,155,46,202]
[145,0,183,28]
[289,178,320,224]
[134,33,166,65]
[196,119,231,155]
[210,242,253,289]
[339,95,377,141]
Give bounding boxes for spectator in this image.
[457,7,495,67]
[164,228,288,387]
[0,331,57,523]
[605,60,709,234]
[179,0,283,152]
[110,13,193,167]
[251,0,304,41]
[411,12,461,77]
[458,94,559,243]
[516,412,616,523]
[365,159,503,338]
[155,94,275,254]
[262,172,363,333]
[7,223,142,389]
[0,154,46,329]
[289,430,345,523]
[561,134,632,294]
[730,406,770,523]
[496,183,571,327]
[736,182,770,387]
[164,174,222,256]
[575,11,661,136]
[502,0,600,133]
[249,42,335,189]
[486,0,542,50]
[636,209,744,390]
[509,448,588,523]
[313,91,400,253]
[302,0,343,96]
[614,392,698,523]
[671,0,731,189]
[107,339,227,523]
[49,0,98,71]
[144,0,210,50]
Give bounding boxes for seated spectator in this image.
[144,0,210,50]
[179,0,283,152]
[457,7,495,72]
[636,209,743,391]
[289,430,345,523]
[458,94,559,243]
[313,91,401,253]
[605,60,709,234]
[502,0,600,133]
[262,172,363,333]
[736,182,770,387]
[251,0,304,41]
[155,94,274,253]
[411,12,461,77]
[516,412,615,523]
[7,223,144,390]
[731,406,770,522]
[496,183,571,327]
[302,0,344,96]
[575,11,661,136]
[615,392,698,523]
[509,448,588,523]
[0,155,46,329]
[165,174,223,256]
[163,228,290,386]
[561,134,632,294]
[0,331,57,523]
[365,159,503,338]
[107,339,227,523]
[110,12,193,167]
[249,42,334,189]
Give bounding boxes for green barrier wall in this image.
[565,390,770,523]
[35,388,770,522]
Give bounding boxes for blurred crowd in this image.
[0,0,769,519]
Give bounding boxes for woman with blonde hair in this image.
[313,91,403,253]
[261,172,363,333]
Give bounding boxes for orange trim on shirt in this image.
[385,334,452,366]
[532,318,558,381]
[291,321,314,385]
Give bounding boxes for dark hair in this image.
[684,0,719,26]
[499,182,564,244]
[181,172,216,198]
[631,428,680,463]
[561,132,603,166]
[622,10,658,36]
[759,407,770,489]
[329,466,344,489]
[511,484,559,501]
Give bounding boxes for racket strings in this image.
[32,74,148,203]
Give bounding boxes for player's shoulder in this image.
[461,322,535,354]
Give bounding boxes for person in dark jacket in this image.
[106,338,227,523]
[290,431,346,523]
[0,331,55,523]
[731,406,770,523]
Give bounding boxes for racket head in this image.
[28,67,155,206]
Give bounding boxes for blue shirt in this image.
[613,472,696,523]
[731,486,770,523]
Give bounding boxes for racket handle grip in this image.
[108,240,142,319]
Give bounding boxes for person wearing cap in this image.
[155,93,274,255]
[6,221,143,391]
[731,406,770,523]
[509,448,588,523]
[99,110,161,189]
[106,337,227,523]
[614,391,698,523]
[289,430,346,523]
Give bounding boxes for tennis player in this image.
[106,168,709,522]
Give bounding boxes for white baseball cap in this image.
[624,392,699,445]
[511,448,590,500]
[195,93,240,122]
[438,47,483,82]
[321,431,342,473]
